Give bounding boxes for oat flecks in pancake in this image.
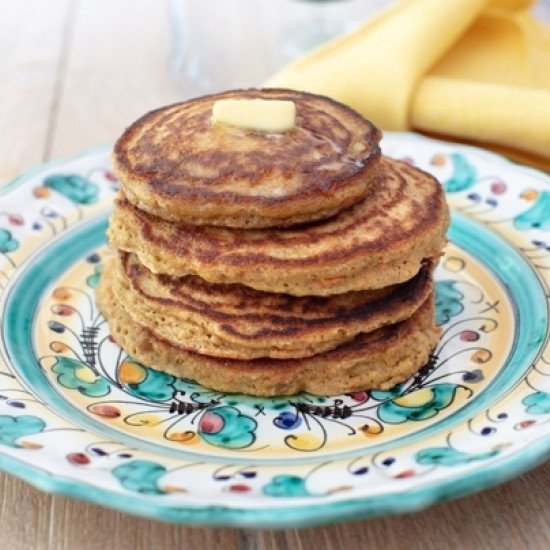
[111,253,434,360]
[113,88,381,228]
[109,157,449,295]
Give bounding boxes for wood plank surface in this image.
[0,1,548,548]
[0,0,69,181]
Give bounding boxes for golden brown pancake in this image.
[109,157,449,296]
[113,89,381,228]
[97,270,440,396]
[111,253,434,360]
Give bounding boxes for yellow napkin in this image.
[266,0,550,170]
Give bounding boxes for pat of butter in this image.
[211,99,296,133]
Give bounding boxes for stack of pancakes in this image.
[97,89,449,396]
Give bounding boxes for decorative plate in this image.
[0,133,549,528]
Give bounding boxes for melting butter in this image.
[211,99,296,133]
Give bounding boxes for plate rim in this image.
[0,435,548,529]
[0,132,549,528]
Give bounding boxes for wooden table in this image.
[1,2,549,548]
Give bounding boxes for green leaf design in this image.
[122,360,176,402]
[514,191,550,231]
[444,153,477,193]
[0,228,19,254]
[52,356,110,397]
[0,415,46,447]
[86,264,103,288]
[416,446,499,466]
[377,384,459,424]
[435,280,464,326]
[112,460,166,495]
[44,174,98,205]
[198,406,257,449]
[523,391,550,415]
[262,475,310,498]
[369,385,405,401]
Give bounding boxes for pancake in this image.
[109,157,449,296]
[113,89,381,228]
[111,253,434,360]
[97,272,440,396]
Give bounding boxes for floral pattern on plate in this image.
[0,134,548,527]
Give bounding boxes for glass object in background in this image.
[169,0,394,98]
[169,0,268,97]
[532,0,550,21]
[280,0,373,59]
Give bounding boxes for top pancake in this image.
[113,88,381,228]
[109,157,449,296]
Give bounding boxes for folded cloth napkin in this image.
[266,0,550,170]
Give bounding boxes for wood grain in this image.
[0,0,69,182]
[48,0,182,159]
[0,1,548,548]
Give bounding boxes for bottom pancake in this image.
[97,274,440,396]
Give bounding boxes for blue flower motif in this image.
[198,406,257,449]
[262,475,310,497]
[112,460,166,495]
[462,369,484,383]
[523,391,550,415]
[0,228,19,254]
[444,153,477,193]
[416,446,500,466]
[52,357,110,397]
[435,280,464,326]
[274,410,302,430]
[0,415,46,447]
[377,384,459,424]
[513,191,550,231]
[44,174,98,205]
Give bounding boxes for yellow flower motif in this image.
[167,431,199,445]
[51,342,69,353]
[286,433,321,451]
[126,414,161,427]
[163,485,188,493]
[393,388,434,407]
[74,366,97,384]
[360,424,383,436]
[520,189,538,202]
[52,288,71,300]
[119,361,147,384]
